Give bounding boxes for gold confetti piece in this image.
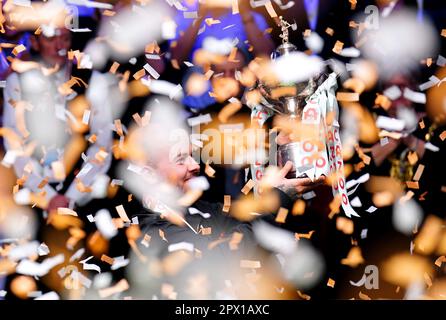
[128,194,133,202]
[141,234,151,247]
[13,184,19,194]
[295,230,315,240]
[240,260,261,269]
[159,229,168,242]
[424,272,433,288]
[231,0,239,14]
[275,207,288,223]
[223,195,231,212]
[336,92,359,102]
[396,286,400,293]
[336,217,354,235]
[414,215,443,255]
[145,42,160,54]
[205,160,216,178]
[264,1,278,17]
[229,232,243,250]
[114,119,124,137]
[103,10,116,16]
[88,134,97,144]
[426,58,433,67]
[241,179,255,195]
[407,151,418,166]
[51,161,66,180]
[12,44,26,56]
[349,0,357,10]
[37,177,49,189]
[57,208,78,216]
[303,29,312,37]
[205,18,221,26]
[434,256,446,268]
[115,205,130,222]
[359,291,371,300]
[413,164,425,181]
[297,290,311,300]
[439,130,446,141]
[95,149,109,163]
[133,68,146,80]
[101,254,115,265]
[400,190,415,203]
[292,199,306,215]
[109,62,120,74]
[325,28,334,36]
[341,246,365,268]
[442,29,446,37]
[98,279,129,298]
[332,40,344,54]
[406,181,419,189]
[375,94,392,110]
[327,278,335,288]
[200,227,212,235]
[441,186,446,193]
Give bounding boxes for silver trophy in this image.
[258,17,327,178]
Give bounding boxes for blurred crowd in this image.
[0,0,445,300]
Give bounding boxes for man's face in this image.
[32,28,71,67]
[155,144,200,192]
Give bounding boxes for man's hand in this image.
[272,161,326,199]
[47,194,70,213]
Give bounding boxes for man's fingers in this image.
[279,161,294,178]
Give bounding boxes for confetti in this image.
[12,44,26,56]
[223,195,231,213]
[434,256,446,268]
[57,208,78,216]
[240,260,261,269]
[241,179,256,195]
[115,205,130,222]
[292,199,306,215]
[412,165,425,181]
[275,207,288,224]
[327,278,335,288]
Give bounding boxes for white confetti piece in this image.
[168,242,194,252]
[361,229,368,239]
[302,191,316,200]
[188,207,211,219]
[111,256,130,271]
[37,243,50,256]
[169,84,183,100]
[143,63,160,79]
[80,256,101,273]
[8,241,39,261]
[437,55,446,67]
[82,110,91,125]
[419,76,440,91]
[34,291,60,300]
[366,206,377,213]
[69,248,85,262]
[403,88,426,104]
[383,85,402,100]
[95,209,118,240]
[187,114,212,127]
[376,116,405,131]
[16,254,64,277]
[351,197,362,207]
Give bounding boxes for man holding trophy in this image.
[248,17,359,218]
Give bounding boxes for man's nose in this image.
[186,156,200,173]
